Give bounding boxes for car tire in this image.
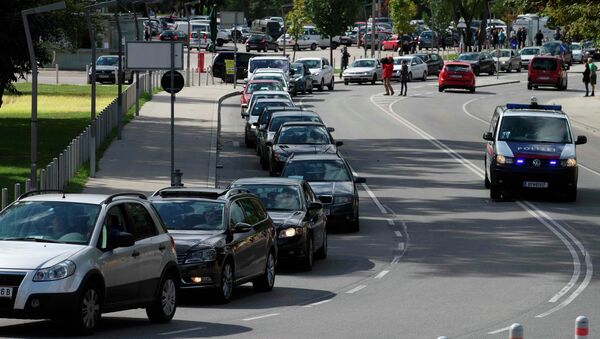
[371,74,376,85]
[308,84,313,93]
[311,43,317,51]
[438,86,444,92]
[315,231,327,259]
[327,76,334,90]
[301,236,314,271]
[469,87,475,93]
[215,260,234,303]
[244,131,252,148]
[490,184,502,200]
[146,272,177,324]
[268,158,277,177]
[319,79,324,91]
[484,162,491,188]
[488,67,495,76]
[293,44,299,51]
[302,85,306,94]
[320,46,327,50]
[517,63,522,72]
[564,186,577,202]
[70,282,102,335]
[527,82,532,90]
[253,250,276,292]
[264,46,268,53]
[260,153,269,170]
[408,72,413,82]
[422,70,427,81]
[474,69,480,76]
[344,80,349,85]
[506,64,511,73]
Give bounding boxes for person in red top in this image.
[382,56,394,95]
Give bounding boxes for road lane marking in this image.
[303,299,332,307]
[159,326,206,335]
[346,285,367,294]
[361,183,388,214]
[391,256,401,264]
[394,230,403,238]
[374,270,390,279]
[387,219,396,226]
[488,326,511,335]
[242,313,280,321]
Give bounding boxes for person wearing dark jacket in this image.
[399,59,409,96]
[535,30,543,46]
[583,59,591,97]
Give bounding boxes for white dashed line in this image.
[374,270,390,279]
[346,285,367,294]
[387,219,396,226]
[159,326,206,335]
[242,313,280,321]
[394,230,403,238]
[303,299,332,308]
[391,256,401,264]
[488,326,511,335]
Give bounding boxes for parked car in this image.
[240,80,284,109]
[289,62,314,95]
[570,42,584,63]
[418,30,439,49]
[456,52,496,76]
[0,191,180,334]
[246,34,279,52]
[247,56,290,81]
[519,46,547,69]
[296,57,335,91]
[381,34,401,51]
[438,61,476,93]
[362,32,391,50]
[527,56,568,90]
[266,121,341,176]
[582,41,598,59]
[243,98,294,147]
[189,31,210,51]
[150,187,277,303]
[213,52,259,84]
[543,41,572,65]
[492,49,522,72]
[244,90,292,114]
[159,30,189,46]
[250,71,289,90]
[340,31,357,46]
[229,178,327,270]
[280,153,366,232]
[342,58,382,85]
[88,55,133,84]
[392,56,428,82]
[413,53,443,75]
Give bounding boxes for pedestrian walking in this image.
[399,59,409,96]
[553,27,562,41]
[516,28,523,49]
[381,56,394,96]
[583,59,591,96]
[499,29,506,48]
[522,28,527,47]
[340,47,350,78]
[144,25,151,41]
[535,30,543,46]
[589,58,597,96]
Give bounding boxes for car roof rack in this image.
[153,187,227,199]
[17,189,65,201]
[102,192,147,204]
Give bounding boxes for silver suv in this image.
[0,191,180,335]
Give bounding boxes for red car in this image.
[381,34,399,51]
[240,80,284,110]
[527,56,568,90]
[438,61,476,93]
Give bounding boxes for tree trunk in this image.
[329,36,333,70]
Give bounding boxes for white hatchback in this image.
[0,192,180,335]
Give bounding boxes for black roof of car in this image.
[231,177,303,185]
[287,153,345,162]
[270,110,319,117]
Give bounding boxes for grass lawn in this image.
[0,83,119,198]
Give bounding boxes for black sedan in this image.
[159,30,188,46]
[456,52,496,76]
[414,53,444,75]
[149,187,277,303]
[281,153,366,232]
[266,121,341,176]
[230,177,327,270]
[246,34,279,52]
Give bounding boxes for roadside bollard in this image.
[576,316,589,338]
[509,323,523,339]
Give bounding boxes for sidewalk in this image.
[550,95,600,135]
[84,84,238,195]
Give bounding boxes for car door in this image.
[485,110,501,178]
[303,182,326,249]
[228,200,254,279]
[97,204,140,305]
[322,58,333,84]
[415,57,426,77]
[239,198,268,276]
[123,202,165,301]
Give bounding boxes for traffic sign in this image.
[161,71,185,94]
[225,59,235,75]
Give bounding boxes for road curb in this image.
[476,80,520,88]
[210,91,240,188]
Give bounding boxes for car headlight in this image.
[279,227,304,238]
[314,72,320,76]
[273,152,288,161]
[110,70,116,74]
[334,195,353,204]
[501,61,507,64]
[495,155,513,165]
[185,248,217,264]
[33,260,76,281]
[561,158,577,167]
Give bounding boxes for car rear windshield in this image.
[251,101,292,116]
[277,126,331,144]
[152,200,225,231]
[269,115,322,131]
[0,201,101,244]
[446,65,470,72]
[297,59,321,69]
[230,185,301,211]
[531,58,558,71]
[249,59,290,73]
[248,35,265,42]
[282,160,352,182]
[520,48,539,55]
[247,82,283,94]
[498,116,571,143]
[457,54,479,61]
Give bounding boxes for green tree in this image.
[424,0,452,40]
[389,0,418,35]
[543,0,600,44]
[286,0,308,60]
[305,0,360,65]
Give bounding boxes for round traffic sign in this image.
[161,71,185,94]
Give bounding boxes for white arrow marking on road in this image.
[242,313,280,321]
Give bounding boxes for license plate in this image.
[0,287,13,299]
[450,74,463,78]
[98,75,108,78]
[523,181,548,188]
[324,209,331,216]
[538,76,550,80]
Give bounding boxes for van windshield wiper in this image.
[1,237,60,243]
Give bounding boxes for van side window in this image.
[489,111,500,135]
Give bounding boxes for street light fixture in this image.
[22,1,66,188]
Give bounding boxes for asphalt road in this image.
[2,71,599,338]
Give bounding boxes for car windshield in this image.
[247,82,283,94]
[152,200,225,231]
[570,44,581,50]
[521,48,539,55]
[457,54,479,61]
[543,42,561,54]
[531,58,558,71]
[282,160,352,182]
[290,64,304,74]
[498,116,571,143]
[251,101,292,116]
[277,126,331,144]
[297,59,321,69]
[97,57,118,66]
[269,115,321,131]
[0,201,100,244]
[499,51,511,58]
[352,60,376,68]
[249,59,290,73]
[230,185,301,211]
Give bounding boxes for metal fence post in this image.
[58,153,64,189]
[46,164,52,189]
[40,169,46,190]
[509,323,523,339]
[576,316,589,338]
[14,183,21,201]
[2,188,8,209]
[56,64,59,84]
[25,179,31,192]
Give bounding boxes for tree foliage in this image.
[286,0,308,59]
[389,0,418,35]
[543,0,600,44]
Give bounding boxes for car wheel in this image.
[490,184,502,200]
[301,236,314,271]
[311,43,317,51]
[517,63,522,72]
[274,46,279,52]
[260,153,269,170]
[327,76,334,90]
[308,84,313,93]
[564,186,577,202]
[488,67,495,75]
[71,282,101,335]
[344,80,349,85]
[244,130,252,148]
[146,272,177,323]
[264,46,268,53]
[302,84,306,94]
[320,46,327,50]
[438,86,444,92]
[268,158,277,177]
[215,260,234,303]
[474,69,480,76]
[422,70,427,81]
[469,87,475,93]
[408,72,413,82]
[506,64,511,73]
[293,44,299,51]
[315,231,327,259]
[319,78,324,91]
[246,48,250,52]
[527,82,532,90]
[253,251,276,291]
[349,216,360,232]
[484,160,491,188]
[371,74,376,85]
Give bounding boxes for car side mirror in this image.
[252,122,259,127]
[308,201,323,211]
[266,141,273,147]
[354,177,366,184]
[575,135,587,145]
[241,112,249,118]
[326,127,335,132]
[107,232,135,250]
[233,222,253,233]
[483,132,494,141]
[335,141,344,147]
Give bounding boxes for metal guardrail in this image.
[1,71,164,209]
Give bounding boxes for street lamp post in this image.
[184,1,201,87]
[22,1,66,188]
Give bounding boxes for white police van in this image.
[483,98,587,201]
